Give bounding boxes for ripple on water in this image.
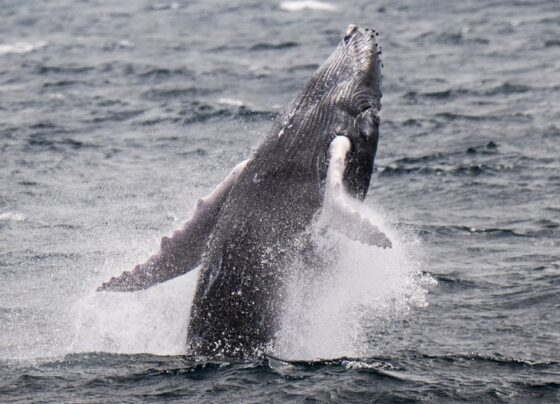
[178,101,277,125]
[1,0,559,402]
[142,86,217,101]
[249,42,300,51]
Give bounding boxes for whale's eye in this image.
[344,34,352,44]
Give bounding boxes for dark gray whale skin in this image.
[187,25,382,358]
[97,25,383,359]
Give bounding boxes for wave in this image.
[374,142,537,178]
[493,287,560,310]
[8,348,559,369]
[410,352,559,369]
[287,63,319,72]
[181,101,277,124]
[404,83,533,102]
[432,275,478,290]
[0,211,26,222]
[3,351,558,402]
[414,31,489,46]
[433,111,533,123]
[250,42,299,51]
[0,41,46,56]
[42,80,82,88]
[146,2,180,11]
[216,98,245,107]
[279,1,337,12]
[26,133,99,152]
[36,64,94,75]
[135,67,195,83]
[545,39,560,47]
[542,125,560,138]
[465,141,498,154]
[142,86,217,101]
[380,162,517,177]
[415,223,532,239]
[87,109,145,124]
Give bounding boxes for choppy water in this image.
[1,0,559,402]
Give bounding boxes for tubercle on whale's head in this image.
[310,24,382,118]
[339,24,382,113]
[320,25,382,199]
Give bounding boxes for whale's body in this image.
[99,25,387,359]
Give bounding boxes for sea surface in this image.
[1,0,559,402]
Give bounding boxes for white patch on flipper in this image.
[279,1,337,11]
[322,136,391,249]
[325,136,351,194]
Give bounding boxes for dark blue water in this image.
[1,0,559,402]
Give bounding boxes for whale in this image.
[98,24,390,359]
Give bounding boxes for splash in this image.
[66,198,432,359]
[274,203,433,360]
[70,269,198,356]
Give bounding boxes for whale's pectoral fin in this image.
[322,136,391,249]
[97,159,250,292]
[323,201,392,248]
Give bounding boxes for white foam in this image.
[0,41,46,56]
[49,93,65,100]
[274,203,434,360]
[70,269,199,355]
[280,1,337,12]
[342,360,398,370]
[149,2,179,11]
[67,203,432,359]
[0,211,26,222]
[117,39,134,48]
[217,97,245,107]
[63,189,432,360]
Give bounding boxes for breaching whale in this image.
[98,25,390,359]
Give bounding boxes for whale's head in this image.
[318,25,382,199]
[334,24,382,114]
[269,25,383,199]
[285,24,381,119]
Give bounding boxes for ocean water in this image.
[1,0,559,402]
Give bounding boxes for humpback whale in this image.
[99,25,390,359]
